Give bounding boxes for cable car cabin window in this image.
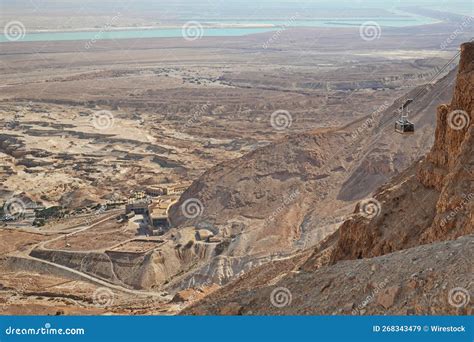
[395,119,415,134]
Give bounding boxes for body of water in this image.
[0,15,438,43]
[0,27,277,43]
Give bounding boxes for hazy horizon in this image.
[1,0,472,17]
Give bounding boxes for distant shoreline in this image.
[23,15,441,34]
[29,23,276,33]
[0,16,444,43]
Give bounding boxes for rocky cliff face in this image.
[331,42,473,263]
[182,43,473,316]
[165,50,458,289]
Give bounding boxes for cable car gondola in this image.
[395,99,415,134]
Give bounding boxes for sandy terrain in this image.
[0,17,471,314]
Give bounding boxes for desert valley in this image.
[0,1,472,316]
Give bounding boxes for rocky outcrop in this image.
[183,235,473,315]
[160,48,460,293]
[331,42,473,263]
[417,43,474,243]
[167,127,356,262]
[167,65,456,271]
[182,43,473,315]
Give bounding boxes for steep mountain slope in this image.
[332,42,473,262]
[181,42,473,314]
[166,56,457,288]
[337,66,458,201]
[183,235,473,315]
